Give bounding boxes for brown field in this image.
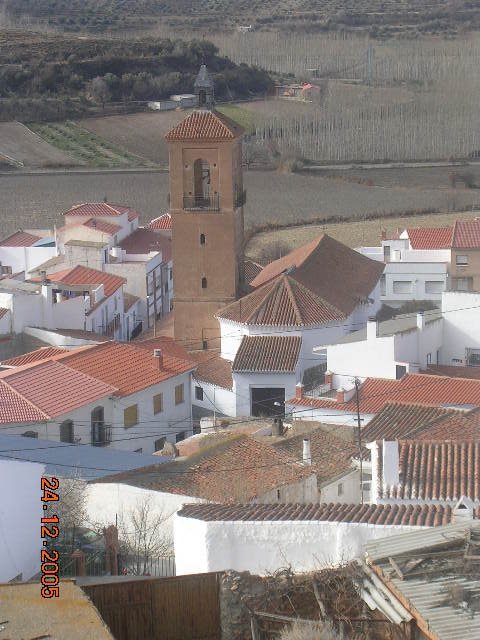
[0,121,79,168]
[78,111,188,166]
[1,167,479,237]
[246,210,480,261]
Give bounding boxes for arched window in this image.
[200,233,206,246]
[201,277,207,289]
[60,420,74,444]
[193,158,210,204]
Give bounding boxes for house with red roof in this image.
[192,234,384,418]
[0,338,195,453]
[0,229,57,275]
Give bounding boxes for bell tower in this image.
[165,66,245,349]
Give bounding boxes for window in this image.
[427,353,432,365]
[380,274,386,296]
[425,280,444,294]
[383,245,391,262]
[164,282,168,293]
[200,233,206,246]
[437,349,440,364]
[276,489,281,501]
[456,255,468,266]
[22,431,38,438]
[175,384,184,405]
[60,420,74,444]
[195,386,204,401]
[176,431,186,443]
[91,406,110,446]
[202,340,208,350]
[337,483,344,497]
[396,364,407,379]
[452,277,473,291]
[155,437,166,452]
[124,404,138,428]
[466,348,480,366]
[169,269,173,281]
[201,277,207,289]
[153,393,163,414]
[392,280,412,294]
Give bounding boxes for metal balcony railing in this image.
[183,194,220,211]
[91,422,112,447]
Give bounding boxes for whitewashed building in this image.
[0,230,57,276]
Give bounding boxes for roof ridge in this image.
[283,275,303,324]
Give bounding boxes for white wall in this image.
[174,515,427,576]
[382,262,448,304]
[0,459,45,581]
[234,371,297,416]
[192,378,237,417]
[441,291,480,365]
[0,246,56,274]
[320,469,362,504]
[287,403,375,428]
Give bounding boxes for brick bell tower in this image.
[165,65,245,350]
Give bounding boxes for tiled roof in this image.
[0,380,49,423]
[406,226,452,249]
[134,336,192,362]
[451,219,480,249]
[361,403,461,443]
[0,360,116,420]
[62,341,195,397]
[147,213,172,231]
[33,265,126,297]
[63,202,139,219]
[250,234,384,318]
[233,335,301,373]
[191,350,233,390]
[244,258,263,285]
[2,346,68,367]
[217,275,345,326]
[83,218,122,236]
[0,308,9,319]
[119,228,172,261]
[0,231,41,247]
[177,502,456,526]
[288,374,480,414]
[380,440,480,502]
[28,254,65,274]
[273,427,357,484]
[422,364,480,380]
[165,109,243,141]
[96,434,314,502]
[416,407,480,441]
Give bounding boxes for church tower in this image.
[165,66,245,349]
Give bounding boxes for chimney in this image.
[272,417,284,437]
[324,370,332,386]
[336,387,345,403]
[366,316,377,340]
[153,348,163,369]
[295,382,304,400]
[302,439,312,466]
[452,496,474,523]
[416,311,425,330]
[382,440,400,489]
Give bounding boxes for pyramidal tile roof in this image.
[165,110,243,141]
[249,234,385,319]
[406,226,453,249]
[63,202,139,220]
[233,335,301,373]
[217,274,345,327]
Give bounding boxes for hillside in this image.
[5,0,480,36]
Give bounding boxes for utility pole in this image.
[354,377,364,504]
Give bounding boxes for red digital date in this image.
[40,477,60,598]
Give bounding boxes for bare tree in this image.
[90,77,111,109]
[117,497,173,575]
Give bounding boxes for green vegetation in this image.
[216,104,255,134]
[27,121,155,168]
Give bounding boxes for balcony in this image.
[91,422,112,447]
[183,194,220,211]
[234,189,247,208]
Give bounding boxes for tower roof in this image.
[194,64,214,89]
[165,109,243,142]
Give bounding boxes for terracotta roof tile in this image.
[165,110,243,141]
[191,350,233,390]
[416,407,480,441]
[177,502,455,526]
[380,440,480,502]
[61,341,195,397]
[63,202,139,219]
[233,335,301,373]
[31,265,126,297]
[250,234,384,318]
[147,213,172,231]
[0,308,9,319]
[406,227,453,249]
[361,403,461,443]
[119,228,172,261]
[2,347,68,367]
[422,364,480,380]
[135,336,192,362]
[288,374,480,414]
[217,275,345,326]
[244,259,263,285]
[83,218,122,236]
[0,380,49,424]
[96,434,314,502]
[452,219,480,249]
[0,360,116,419]
[0,231,41,247]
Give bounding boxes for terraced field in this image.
[27,121,155,169]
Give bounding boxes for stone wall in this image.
[219,570,266,640]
